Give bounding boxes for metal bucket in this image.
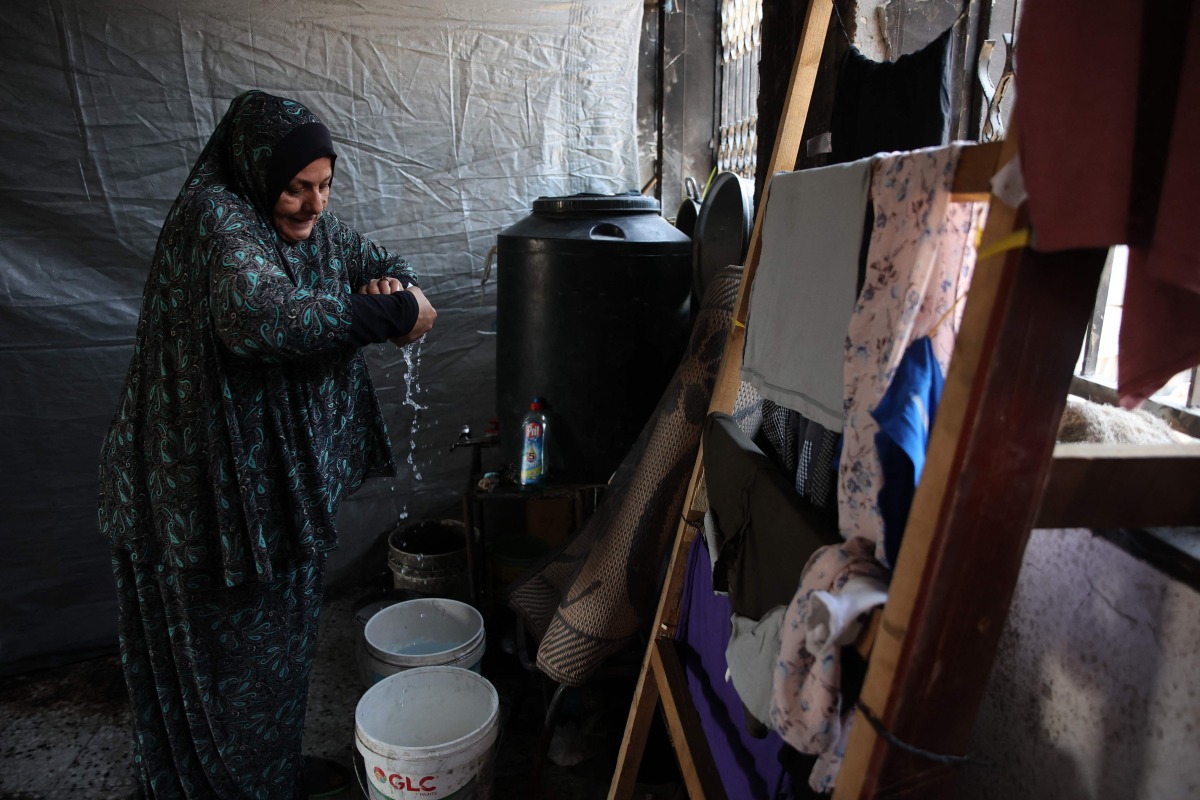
[386,519,471,603]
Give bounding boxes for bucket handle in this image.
[353,748,373,798]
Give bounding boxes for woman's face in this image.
[272,157,332,243]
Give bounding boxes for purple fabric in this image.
[676,534,787,799]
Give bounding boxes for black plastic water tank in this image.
[496,192,692,484]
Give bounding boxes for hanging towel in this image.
[803,576,888,657]
[1016,1,1200,406]
[830,25,954,164]
[725,607,786,730]
[741,158,874,430]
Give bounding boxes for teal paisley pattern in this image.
[98,91,415,798]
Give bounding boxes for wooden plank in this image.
[1035,443,1200,529]
[853,607,882,661]
[656,516,703,642]
[835,131,1109,798]
[652,639,729,800]
[607,641,662,800]
[1091,527,1200,590]
[949,140,1003,200]
[702,322,748,433]
[609,518,700,798]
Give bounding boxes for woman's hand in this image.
[359,277,404,295]
[357,278,436,346]
[391,285,436,347]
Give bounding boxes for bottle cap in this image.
[530,396,545,410]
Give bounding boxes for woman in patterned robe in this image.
[97,90,434,798]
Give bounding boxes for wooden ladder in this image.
[607,2,835,796]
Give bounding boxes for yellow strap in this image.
[702,165,718,200]
[928,291,967,338]
[976,227,1031,261]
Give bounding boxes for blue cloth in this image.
[871,337,944,569]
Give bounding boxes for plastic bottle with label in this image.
[518,397,549,487]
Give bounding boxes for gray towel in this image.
[741,158,873,431]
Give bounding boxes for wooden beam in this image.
[1036,442,1200,529]
[702,323,749,440]
[652,639,728,800]
[611,4,833,796]
[607,642,662,800]
[949,140,1003,200]
[608,519,701,798]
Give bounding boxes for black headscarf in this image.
[265,121,338,207]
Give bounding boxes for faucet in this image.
[449,421,500,478]
[451,424,473,451]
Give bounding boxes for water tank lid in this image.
[532,192,661,214]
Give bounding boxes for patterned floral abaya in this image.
[97,90,415,799]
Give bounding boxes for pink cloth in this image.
[838,145,984,564]
[1016,1,1200,406]
[769,536,887,792]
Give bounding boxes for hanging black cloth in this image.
[830,25,954,164]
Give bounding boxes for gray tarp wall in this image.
[0,0,641,673]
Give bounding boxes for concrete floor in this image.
[0,574,668,800]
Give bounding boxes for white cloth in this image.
[741,158,874,431]
[701,509,726,592]
[803,575,888,656]
[989,153,1027,210]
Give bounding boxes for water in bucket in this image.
[387,519,471,603]
[356,666,500,799]
[360,597,486,688]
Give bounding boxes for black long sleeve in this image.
[348,291,420,347]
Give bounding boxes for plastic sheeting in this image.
[0,0,642,672]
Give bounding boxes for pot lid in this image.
[692,172,753,300]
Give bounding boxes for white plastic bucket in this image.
[360,597,486,688]
[354,590,421,690]
[355,666,500,799]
